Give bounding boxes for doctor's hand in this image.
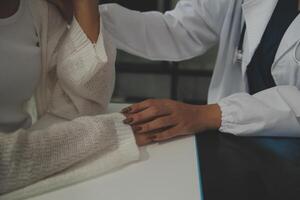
[122,99,222,145]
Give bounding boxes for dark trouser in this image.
[197,131,300,200]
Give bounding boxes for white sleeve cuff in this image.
[217,92,295,136]
[110,113,141,163]
[92,112,140,163]
[218,98,239,134]
[217,87,300,137]
[68,17,108,63]
[58,17,109,85]
[217,93,258,135]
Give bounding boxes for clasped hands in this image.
[122,99,222,146]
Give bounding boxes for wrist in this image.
[197,104,222,131]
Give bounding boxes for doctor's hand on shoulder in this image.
[122,99,222,146]
[47,0,100,42]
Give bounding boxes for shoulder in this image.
[190,0,240,31]
[170,0,238,19]
[191,0,241,18]
[197,0,240,13]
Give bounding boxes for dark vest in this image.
[246,0,299,95]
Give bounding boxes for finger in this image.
[132,116,176,134]
[125,106,170,125]
[122,112,130,119]
[121,99,156,114]
[151,127,179,142]
[134,133,154,146]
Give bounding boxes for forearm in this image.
[100,3,219,61]
[73,0,100,42]
[197,104,222,131]
[0,113,136,195]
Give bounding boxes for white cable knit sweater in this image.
[0,0,139,197]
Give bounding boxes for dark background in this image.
[197,132,300,200]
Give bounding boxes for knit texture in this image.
[0,113,140,200]
[0,0,139,198]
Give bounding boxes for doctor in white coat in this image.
[100,0,300,145]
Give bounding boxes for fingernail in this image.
[121,107,132,113]
[123,118,133,124]
[133,126,142,132]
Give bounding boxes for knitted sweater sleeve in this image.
[0,113,139,195]
[47,2,116,119]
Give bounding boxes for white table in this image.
[30,104,203,200]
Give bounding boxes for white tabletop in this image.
[29,104,202,200]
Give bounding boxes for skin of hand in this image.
[122,99,222,146]
[47,0,100,42]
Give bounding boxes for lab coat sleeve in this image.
[218,86,300,137]
[99,0,228,61]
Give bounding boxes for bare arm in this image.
[73,0,100,42]
[47,0,100,42]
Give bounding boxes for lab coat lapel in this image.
[274,15,300,65]
[242,0,278,69]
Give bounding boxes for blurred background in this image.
[100,0,218,104]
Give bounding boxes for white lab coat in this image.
[100,0,300,137]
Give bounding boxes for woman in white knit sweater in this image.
[0,0,142,196]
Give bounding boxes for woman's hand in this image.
[122,99,222,146]
[48,0,100,42]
